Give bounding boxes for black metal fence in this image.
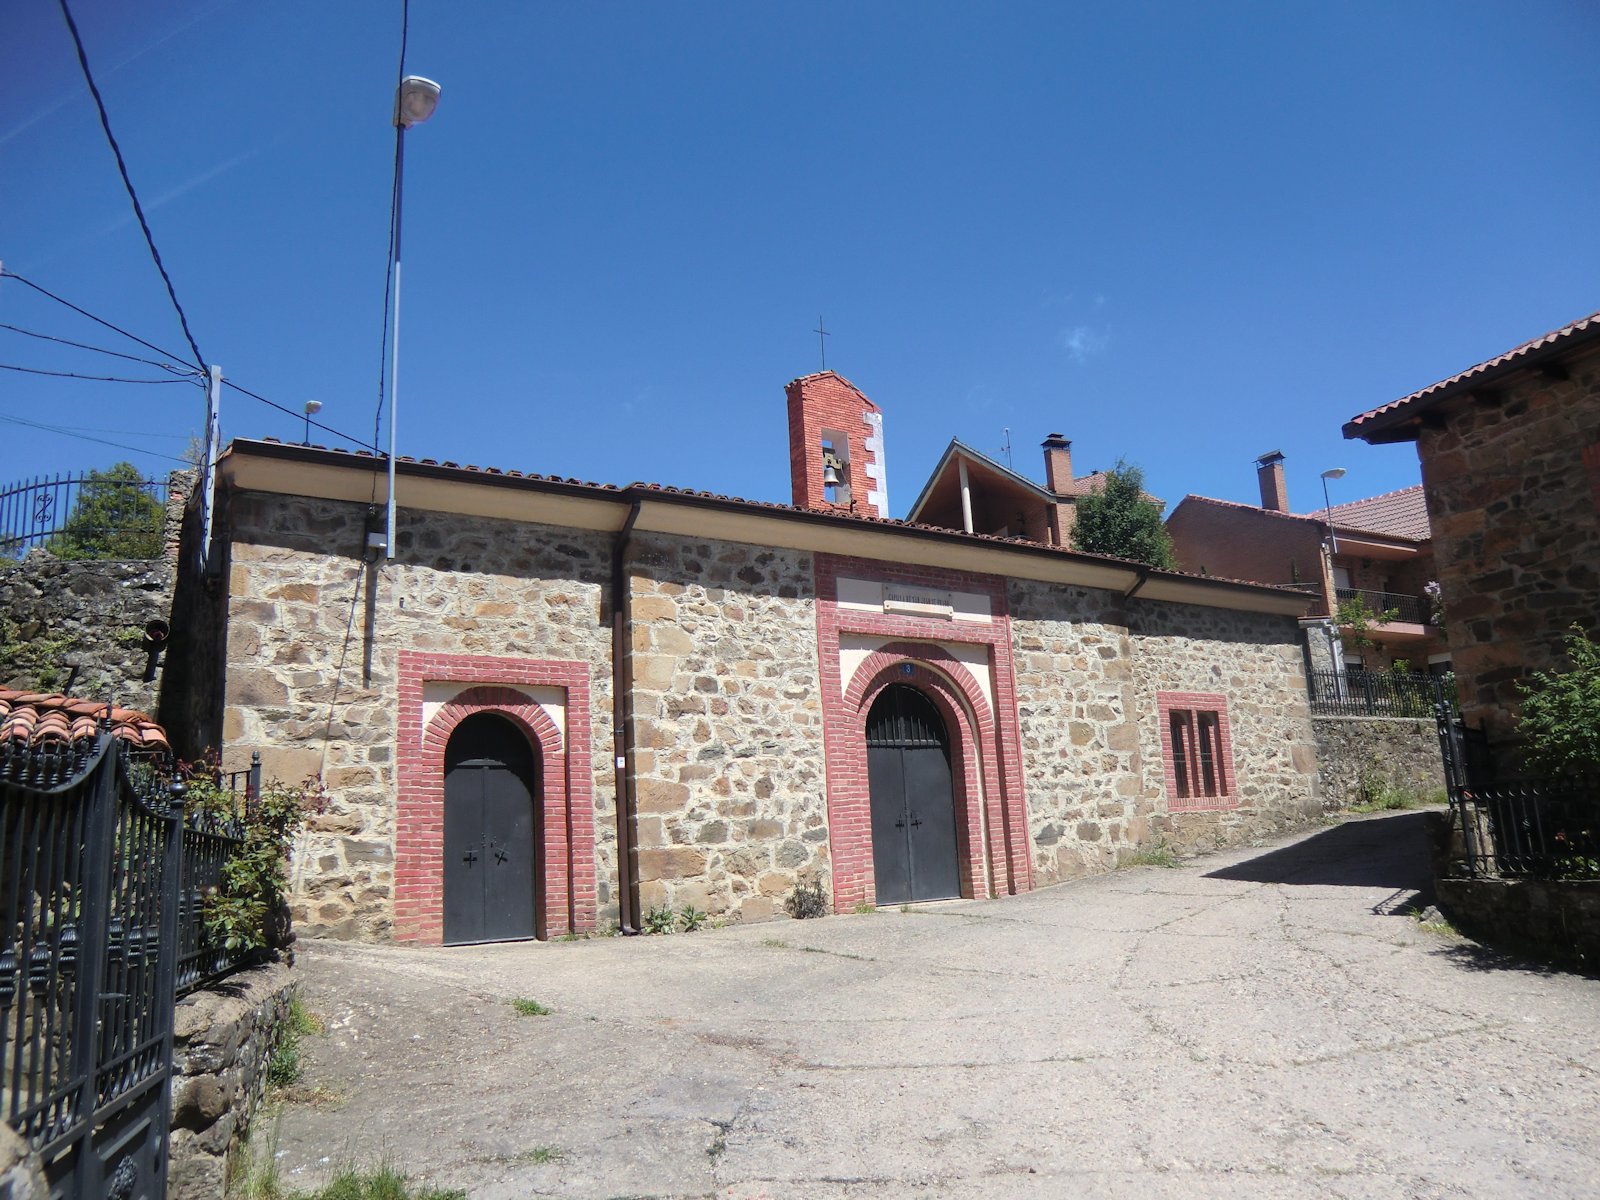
[1435,706,1600,880]
[176,756,259,994]
[1308,668,1455,718]
[1447,776,1600,879]
[0,731,183,1199]
[0,471,169,559]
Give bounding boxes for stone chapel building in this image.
[181,371,1321,942]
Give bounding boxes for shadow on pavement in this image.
[1429,939,1600,980]
[1204,813,1435,912]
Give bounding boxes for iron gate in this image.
[1,732,184,1200]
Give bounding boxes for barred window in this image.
[1158,693,1236,811]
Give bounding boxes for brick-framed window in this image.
[1156,692,1237,812]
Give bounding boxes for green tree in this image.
[1517,625,1600,779]
[1070,460,1176,569]
[46,462,164,560]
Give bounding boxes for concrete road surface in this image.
[269,811,1600,1199]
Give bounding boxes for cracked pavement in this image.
[271,811,1600,1198]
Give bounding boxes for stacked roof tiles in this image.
[0,688,171,754]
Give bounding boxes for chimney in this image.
[1256,450,1288,512]
[785,371,888,519]
[1041,433,1074,494]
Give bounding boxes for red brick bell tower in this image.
[785,371,888,519]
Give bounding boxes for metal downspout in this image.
[611,499,643,935]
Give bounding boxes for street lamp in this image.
[385,75,441,559]
[302,400,322,445]
[1320,467,1346,554]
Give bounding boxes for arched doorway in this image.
[443,712,540,944]
[866,684,961,904]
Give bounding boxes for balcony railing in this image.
[1335,585,1429,626]
[0,471,169,560]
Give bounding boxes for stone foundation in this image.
[167,963,299,1200]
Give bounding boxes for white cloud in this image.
[1058,324,1110,363]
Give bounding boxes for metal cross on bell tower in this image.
[814,316,830,371]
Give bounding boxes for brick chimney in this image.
[1041,433,1076,547]
[786,372,887,519]
[1256,450,1288,513]
[1041,433,1074,495]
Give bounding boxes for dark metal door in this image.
[866,685,960,905]
[443,714,539,944]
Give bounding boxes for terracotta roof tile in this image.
[0,688,170,754]
[1346,308,1600,437]
[1304,485,1430,541]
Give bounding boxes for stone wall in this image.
[1009,584,1321,883]
[1008,582,1144,884]
[168,963,298,1200]
[1311,716,1446,811]
[1127,599,1323,850]
[1415,344,1600,747]
[0,1124,46,1200]
[218,493,615,938]
[0,470,191,715]
[0,554,175,713]
[627,534,825,923]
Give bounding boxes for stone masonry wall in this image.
[220,493,614,938]
[1127,599,1322,849]
[0,554,173,713]
[1003,586,1322,884]
[168,963,298,1200]
[627,533,825,923]
[1415,345,1600,746]
[1312,716,1446,811]
[1007,581,1145,885]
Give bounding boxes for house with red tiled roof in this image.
[1345,308,1600,755]
[1165,453,1449,675]
[175,369,1324,946]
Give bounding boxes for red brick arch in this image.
[831,641,1030,910]
[396,652,595,942]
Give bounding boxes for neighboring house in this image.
[1166,453,1449,674]
[1345,308,1600,752]
[905,433,1148,547]
[173,369,1321,945]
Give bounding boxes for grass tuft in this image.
[1120,841,1180,869]
[512,997,553,1017]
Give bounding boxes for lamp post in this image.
[1320,466,1349,691]
[1320,467,1346,556]
[386,75,442,560]
[302,400,322,445]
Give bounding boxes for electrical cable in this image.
[0,412,191,464]
[57,0,207,371]
[0,362,195,385]
[0,321,201,378]
[0,270,190,366]
[220,379,376,450]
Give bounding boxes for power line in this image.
[221,379,377,450]
[0,412,191,464]
[56,0,207,370]
[0,271,191,366]
[0,321,201,377]
[0,362,195,385]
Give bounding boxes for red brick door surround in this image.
[814,556,1032,912]
[395,652,595,942]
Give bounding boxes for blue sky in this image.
[3,1,1597,520]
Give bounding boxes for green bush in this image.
[46,463,164,560]
[1517,626,1600,779]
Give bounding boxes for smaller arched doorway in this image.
[866,684,961,904]
[443,712,541,944]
